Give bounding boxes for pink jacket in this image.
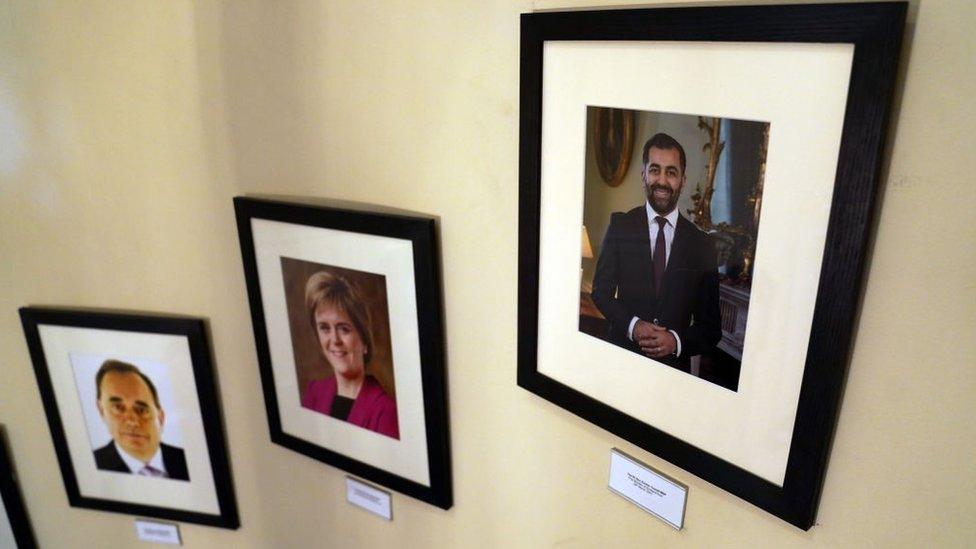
[302,375,399,439]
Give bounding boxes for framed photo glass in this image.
[18,309,239,529]
[517,3,906,528]
[0,427,36,549]
[234,197,451,509]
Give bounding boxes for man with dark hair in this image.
[591,132,721,372]
[92,360,189,481]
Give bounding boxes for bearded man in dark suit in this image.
[591,132,721,372]
[92,360,189,481]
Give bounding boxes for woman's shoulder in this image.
[361,376,396,407]
[359,376,399,438]
[303,376,337,404]
[307,376,337,392]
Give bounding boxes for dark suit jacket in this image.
[591,206,721,371]
[93,441,190,481]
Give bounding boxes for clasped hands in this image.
[633,319,676,359]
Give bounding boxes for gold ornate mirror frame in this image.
[592,107,635,187]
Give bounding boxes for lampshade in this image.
[581,225,594,259]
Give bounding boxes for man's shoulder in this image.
[618,205,646,219]
[93,441,127,471]
[161,443,190,481]
[676,215,719,266]
[677,214,710,239]
[93,441,115,458]
[161,443,186,457]
[95,441,113,451]
[607,205,646,229]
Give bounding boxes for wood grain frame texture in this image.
[517,2,906,529]
[233,197,452,510]
[0,427,37,549]
[17,308,240,529]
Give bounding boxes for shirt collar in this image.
[116,442,166,475]
[644,201,680,228]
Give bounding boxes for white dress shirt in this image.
[627,202,683,356]
[117,444,169,478]
[647,202,679,262]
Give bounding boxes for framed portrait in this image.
[234,197,451,509]
[517,3,905,529]
[18,308,239,529]
[1,427,36,549]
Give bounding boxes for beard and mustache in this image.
[644,182,681,215]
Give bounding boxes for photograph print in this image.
[517,2,906,529]
[580,107,769,391]
[234,197,451,509]
[18,308,239,528]
[68,353,191,482]
[282,257,400,440]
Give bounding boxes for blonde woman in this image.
[301,271,399,439]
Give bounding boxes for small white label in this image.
[135,519,181,545]
[346,477,392,520]
[608,449,688,529]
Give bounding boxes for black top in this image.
[330,395,354,421]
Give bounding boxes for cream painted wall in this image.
[0,1,973,547]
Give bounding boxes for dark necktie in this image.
[654,216,668,297]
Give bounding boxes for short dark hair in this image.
[95,360,161,408]
[642,132,686,174]
[305,270,375,365]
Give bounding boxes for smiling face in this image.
[314,302,367,381]
[642,146,686,215]
[97,371,164,462]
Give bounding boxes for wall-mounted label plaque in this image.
[608,448,688,529]
[135,519,181,545]
[346,477,392,520]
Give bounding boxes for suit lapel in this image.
[109,442,130,471]
[630,208,654,292]
[661,215,694,297]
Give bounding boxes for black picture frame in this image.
[517,3,905,529]
[18,308,240,529]
[234,196,452,509]
[0,427,37,549]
